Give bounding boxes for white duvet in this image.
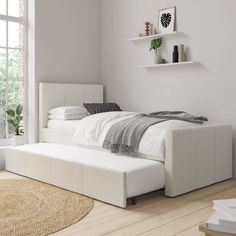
[72,111,199,161]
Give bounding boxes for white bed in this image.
[5,83,233,208]
[6,143,165,199]
[47,120,81,131]
[47,113,202,162]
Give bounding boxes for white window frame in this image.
[0,0,28,145]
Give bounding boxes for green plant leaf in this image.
[6,109,15,117]
[16,115,23,123]
[16,105,23,115]
[150,38,163,51]
[8,119,16,127]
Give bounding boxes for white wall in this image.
[28,0,102,142]
[101,0,236,174]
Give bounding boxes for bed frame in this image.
[6,83,233,208]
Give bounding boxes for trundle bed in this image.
[5,83,233,208]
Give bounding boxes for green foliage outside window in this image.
[0,49,23,139]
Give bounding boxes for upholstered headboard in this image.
[39,83,103,141]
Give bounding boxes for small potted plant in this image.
[6,105,25,146]
[150,38,163,64]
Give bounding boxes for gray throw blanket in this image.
[103,111,208,156]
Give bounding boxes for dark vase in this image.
[173,45,179,63]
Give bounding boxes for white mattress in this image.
[13,143,165,197]
[72,112,203,162]
[47,120,81,132]
[48,115,202,162]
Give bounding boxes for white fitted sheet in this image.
[13,143,165,197]
[47,120,82,132]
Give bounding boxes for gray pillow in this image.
[84,103,122,115]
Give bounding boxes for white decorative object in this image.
[150,24,154,35]
[150,38,162,64]
[178,44,186,62]
[153,51,162,64]
[153,27,157,35]
[13,135,25,146]
[158,6,176,34]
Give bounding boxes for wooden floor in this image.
[50,179,236,236]
[2,172,235,236]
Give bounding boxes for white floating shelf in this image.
[126,31,181,42]
[139,61,199,69]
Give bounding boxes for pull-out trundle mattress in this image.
[5,143,165,208]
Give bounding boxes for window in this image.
[0,0,26,143]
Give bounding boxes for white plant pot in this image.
[153,52,162,64]
[13,135,25,146]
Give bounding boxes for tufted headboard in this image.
[39,83,103,141]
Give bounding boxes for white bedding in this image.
[72,111,200,161]
[47,120,82,132]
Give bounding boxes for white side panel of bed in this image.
[165,124,232,197]
[83,166,127,207]
[39,83,103,142]
[6,148,127,208]
[42,128,75,145]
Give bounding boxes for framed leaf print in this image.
[158,6,176,34]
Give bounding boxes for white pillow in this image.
[48,106,88,116]
[48,113,88,120]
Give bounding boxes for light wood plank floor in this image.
[2,172,235,236]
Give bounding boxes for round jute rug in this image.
[0,177,94,236]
